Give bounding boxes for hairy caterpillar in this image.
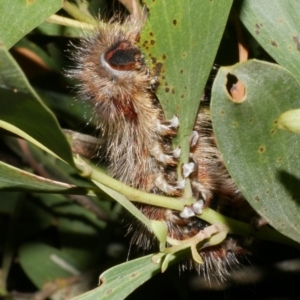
[67,16,257,280]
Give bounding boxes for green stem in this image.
[46,15,96,31]
[86,162,195,210]
[63,1,99,26]
[75,157,300,249]
[201,208,299,249]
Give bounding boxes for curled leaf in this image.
[277,109,300,134]
[150,220,167,251]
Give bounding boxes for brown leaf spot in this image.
[271,40,278,47]
[106,289,113,295]
[255,23,260,35]
[258,146,266,153]
[153,62,163,77]
[293,36,300,51]
[173,19,177,26]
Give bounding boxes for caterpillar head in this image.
[68,21,153,124]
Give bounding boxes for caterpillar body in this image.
[68,17,256,280]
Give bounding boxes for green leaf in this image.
[19,243,82,289]
[58,216,105,270]
[0,0,62,49]
[56,198,106,270]
[0,45,75,167]
[0,160,86,193]
[14,38,61,72]
[36,89,95,130]
[72,255,161,300]
[211,60,300,243]
[141,0,233,163]
[92,180,152,230]
[237,0,300,81]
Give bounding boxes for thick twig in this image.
[232,9,248,62]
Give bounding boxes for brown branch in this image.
[232,9,248,62]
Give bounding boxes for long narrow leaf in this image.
[141,0,233,163]
[0,45,75,167]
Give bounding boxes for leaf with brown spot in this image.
[140,0,233,164]
[72,255,162,300]
[236,0,300,81]
[211,60,300,243]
